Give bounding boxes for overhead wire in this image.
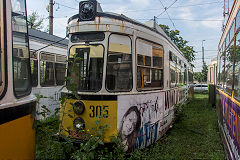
[157,0,177,30]
[54,2,78,10]
[122,1,222,13]
[156,0,177,17]
[135,18,223,21]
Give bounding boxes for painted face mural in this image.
[118,106,141,153]
[122,111,137,136]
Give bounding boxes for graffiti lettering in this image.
[220,95,240,156]
[136,122,159,148]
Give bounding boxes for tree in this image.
[28,11,44,30]
[193,63,208,83]
[202,62,208,82]
[159,24,196,66]
[194,72,202,83]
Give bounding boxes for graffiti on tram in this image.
[220,94,240,158]
[117,90,179,153]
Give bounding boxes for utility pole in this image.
[202,40,205,65]
[49,0,53,35]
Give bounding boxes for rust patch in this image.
[121,21,126,33]
[97,17,101,31]
[94,18,96,24]
[69,130,91,140]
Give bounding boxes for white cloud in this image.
[129,0,150,6]
[177,7,194,19]
[200,17,222,30]
[53,18,68,38]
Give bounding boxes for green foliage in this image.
[36,114,126,159]
[194,72,202,83]
[159,24,196,66]
[27,11,44,30]
[194,62,208,83]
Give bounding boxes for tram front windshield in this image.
[68,45,104,92]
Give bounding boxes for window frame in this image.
[236,8,240,33]
[67,43,105,92]
[40,52,67,87]
[224,40,235,95]
[219,50,226,89]
[106,33,133,92]
[0,0,7,100]
[11,0,32,98]
[30,50,38,87]
[55,55,67,86]
[170,65,176,88]
[233,30,240,99]
[136,37,164,91]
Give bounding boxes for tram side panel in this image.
[117,90,177,152]
[217,90,240,160]
[32,86,62,119]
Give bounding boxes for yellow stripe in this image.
[217,88,240,108]
[0,115,35,159]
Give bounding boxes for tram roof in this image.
[68,12,192,66]
[28,28,68,48]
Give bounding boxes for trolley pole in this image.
[49,0,53,35]
[154,16,157,29]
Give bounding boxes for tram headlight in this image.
[73,117,85,130]
[73,101,85,115]
[79,0,97,21]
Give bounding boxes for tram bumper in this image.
[59,96,117,143]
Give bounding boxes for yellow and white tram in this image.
[0,0,36,159]
[60,0,193,152]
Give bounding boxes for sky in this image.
[26,0,234,72]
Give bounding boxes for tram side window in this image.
[0,50,2,87]
[217,53,221,85]
[30,51,38,87]
[219,52,226,88]
[136,39,163,90]
[237,9,240,31]
[170,66,176,88]
[226,32,230,47]
[40,53,55,87]
[40,53,67,87]
[230,22,235,42]
[106,34,132,92]
[234,32,240,98]
[56,55,67,86]
[0,42,2,92]
[225,41,234,94]
[12,0,31,97]
[179,72,182,84]
[184,69,187,85]
[169,51,173,61]
[0,9,2,92]
[174,55,177,64]
[176,70,179,84]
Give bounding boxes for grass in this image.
[130,94,226,159]
[35,94,226,159]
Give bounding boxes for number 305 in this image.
[89,105,109,118]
